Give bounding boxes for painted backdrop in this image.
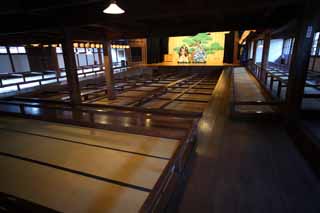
[168,32,228,64]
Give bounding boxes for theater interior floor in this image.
[0,67,320,212]
[178,68,320,213]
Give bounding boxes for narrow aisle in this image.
[178,67,320,213]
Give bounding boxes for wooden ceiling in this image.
[0,0,305,43]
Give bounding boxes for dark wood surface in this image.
[178,67,320,213]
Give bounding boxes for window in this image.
[283,38,293,55]
[0,46,7,54]
[17,47,26,53]
[9,46,26,54]
[255,40,264,63]
[249,41,254,59]
[56,47,63,54]
[76,48,86,53]
[118,49,125,61]
[311,32,320,56]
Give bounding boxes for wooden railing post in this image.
[261,31,271,84]
[286,2,320,121]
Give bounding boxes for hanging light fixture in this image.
[103,1,125,14]
[31,43,40,47]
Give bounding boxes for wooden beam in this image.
[62,29,82,105]
[261,31,271,82]
[6,46,16,73]
[233,31,240,64]
[26,47,45,72]
[252,40,258,63]
[285,2,320,121]
[102,40,115,100]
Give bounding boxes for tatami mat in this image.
[0,156,148,213]
[0,116,179,159]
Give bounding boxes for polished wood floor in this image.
[0,116,180,212]
[1,67,320,212]
[178,68,320,213]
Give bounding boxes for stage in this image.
[136,62,238,72]
[146,62,236,67]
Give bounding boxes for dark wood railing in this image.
[0,65,105,94]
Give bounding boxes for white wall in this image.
[268,39,284,62]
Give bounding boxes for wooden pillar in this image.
[286,3,320,121]
[252,40,258,64]
[233,31,240,64]
[102,40,115,100]
[97,48,103,65]
[26,47,45,72]
[247,40,251,60]
[48,47,60,75]
[62,30,82,105]
[6,46,16,73]
[261,31,271,82]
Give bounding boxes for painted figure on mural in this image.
[192,41,206,63]
[178,45,189,63]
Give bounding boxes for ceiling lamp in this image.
[31,43,40,47]
[103,1,125,14]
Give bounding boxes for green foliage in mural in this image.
[182,33,212,46]
[174,33,224,55]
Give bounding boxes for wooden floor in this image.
[178,68,320,213]
[233,67,275,113]
[91,72,218,113]
[0,116,180,212]
[1,67,320,212]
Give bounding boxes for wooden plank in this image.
[0,116,179,159]
[0,156,148,213]
[0,129,168,189]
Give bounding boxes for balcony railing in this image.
[0,65,105,94]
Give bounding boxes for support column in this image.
[62,30,82,105]
[48,47,60,76]
[102,40,115,100]
[286,3,320,121]
[252,40,257,64]
[6,46,16,73]
[261,31,271,82]
[97,48,103,65]
[26,47,45,72]
[233,31,240,64]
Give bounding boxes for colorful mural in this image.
[169,32,228,64]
